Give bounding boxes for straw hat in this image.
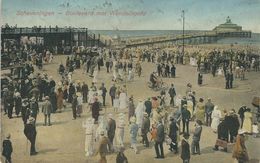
[130,116,136,123]
[108,113,113,119]
[6,133,11,139]
[143,112,148,117]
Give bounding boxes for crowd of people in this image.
[1,43,260,163]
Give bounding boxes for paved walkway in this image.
[1,55,260,163]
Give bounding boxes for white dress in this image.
[116,117,125,147]
[88,91,96,104]
[211,109,222,132]
[92,70,98,83]
[135,102,145,128]
[95,116,108,141]
[82,119,95,157]
[119,92,128,110]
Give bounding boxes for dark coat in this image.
[30,101,39,117]
[218,121,229,140]
[169,121,178,141]
[225,114,240,135]
[141,116,150,134]
[181,139,190,160]
[182,108,191,121]
[168,87,176,97]
[91,101,100,121]
[24,123,37,141]
[193,125,202,142]
[116,152,128,163]
[107,119,116,138]
[144,100,152,116]
[109,86,117,97]
[156,123,165,143]
[2,139,12,158]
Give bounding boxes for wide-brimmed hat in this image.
[130,116,136,123]
[100,130,105,135]
[15,92,21,97]
[6,133,11,139]
[143,112,148,117]
[76,92,82,97]
[108,113,113,119]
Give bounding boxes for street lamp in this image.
[182,10,185,57]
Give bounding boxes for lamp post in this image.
[182,10,185,57]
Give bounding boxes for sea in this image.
[90,30,260,46]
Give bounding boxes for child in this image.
[2,133,13,163]
[252,122,259,138]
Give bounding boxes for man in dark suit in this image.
[191,120,202,155]
[169,117,179,153]
[181,133,190,163]
[168,84,176,107]
[229,72,234,89]
[154,120,165,159]
[171,64,176,78]
[225,72,230,89]
[109,84,117,106]
[144,98,152,117]
[2,134,13,163]
[141,112,150,147]
[99,83,107,106]
[107,114,116,152]
[181,104,191,135]
[24,117,38,155]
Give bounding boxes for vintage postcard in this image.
[1,0,260,163]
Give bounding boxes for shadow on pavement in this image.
[39,148,58,154]
[249,159,259,163]
[200,146,216,154]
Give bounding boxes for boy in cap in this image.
[2,133,13,163]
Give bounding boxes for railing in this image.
[1,27,88,34]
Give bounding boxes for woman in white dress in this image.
[92,68,98,84]
[113,94,120,112]
[119,92,128,110]
[116,113,126,147]
[242,110,253,134]
[82,118,95,157]
[135,100,145,129]
[211,105,222,132]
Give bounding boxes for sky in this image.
[1,0,260,32]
